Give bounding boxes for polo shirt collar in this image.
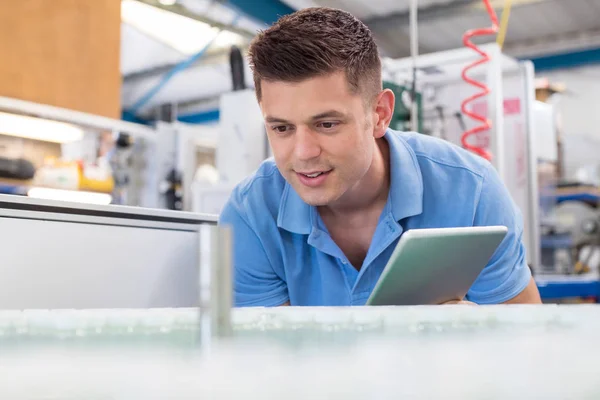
[277,182,313,235]
[385,130,424,222]
[277,129,424,234]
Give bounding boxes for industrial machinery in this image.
[0,193,223,309]
[0,95,197,210]
[383,80,423,133]
[382,43,540,272]
[190,89,267,215]
[542,200,600,275]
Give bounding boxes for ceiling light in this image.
[0,111,84,143]
[28,187,113,205]
[121,0,243,55]
[158,0,177,5]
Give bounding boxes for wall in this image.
[0,0,121,118]
[541,64,600,181]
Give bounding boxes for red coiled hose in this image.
[460,0,499,161]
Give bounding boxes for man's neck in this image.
[320,137,390,220]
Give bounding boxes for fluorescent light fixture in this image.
[0,111,84,143]
[28,187,113,205]
[121,0,244,55]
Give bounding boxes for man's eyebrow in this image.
[310,110,347,120]
[265,110,347,124]
[265,116,291,123]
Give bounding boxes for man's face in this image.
[259,71,378,206]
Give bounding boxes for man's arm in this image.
[219,198,289,307]
[503,277,541,304]
[443,278,540,305]
[466,163,542,304]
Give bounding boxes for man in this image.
[219,7,541,307]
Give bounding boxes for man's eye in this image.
[318,122,338,129]
[272,125,288,133]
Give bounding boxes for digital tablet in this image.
[366,226,508,306]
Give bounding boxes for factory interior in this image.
[2,0,600,397]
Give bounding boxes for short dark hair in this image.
[248,7,382,103]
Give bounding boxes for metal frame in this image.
[0,193,217,225]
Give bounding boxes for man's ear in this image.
[372,89,395,139]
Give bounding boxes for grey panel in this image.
[0,216,199,309]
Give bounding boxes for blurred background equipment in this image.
[383,43,541,276]
[542,201,600,274]
[0,157,35,181]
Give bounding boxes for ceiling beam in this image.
[504,28,600,59]
[364,0,477,30]
[364,0,552,28]
[222,0,295,26]
[363,0,556,55]
[123,47,246,83]
[133,0,257,39]
[363,0,479,55]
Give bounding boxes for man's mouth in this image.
[301,172,325,178]
[295,170,332,187]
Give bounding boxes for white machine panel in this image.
[0,194,217,309]
[0,217,198,309]
[217,90,268,186]
[533,101,558,162]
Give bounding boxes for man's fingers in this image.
[440,299,477,305]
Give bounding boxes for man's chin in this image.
[286,176,340,206]
[299,189,344,207]
[301,197,331,207]
[293,187,333,207]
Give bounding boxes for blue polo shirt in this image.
[219,129,531,307]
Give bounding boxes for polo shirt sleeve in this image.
[466,163,532,304]
[218,199,289,307]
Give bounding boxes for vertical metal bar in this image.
[198,224,212,347]
[198,224,233,348]
[487,44,505,181]
[212,225,232,338]
[522,60,542,273]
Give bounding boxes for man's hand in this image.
[440,299,477,305]
[440,278,542,305]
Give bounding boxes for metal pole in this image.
[522,60,542,273]
[487,44,505,181]
[409,0,419,132]
[212,224,233,338]
[198,224,233,349]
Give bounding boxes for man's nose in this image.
[294,127,321,161]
